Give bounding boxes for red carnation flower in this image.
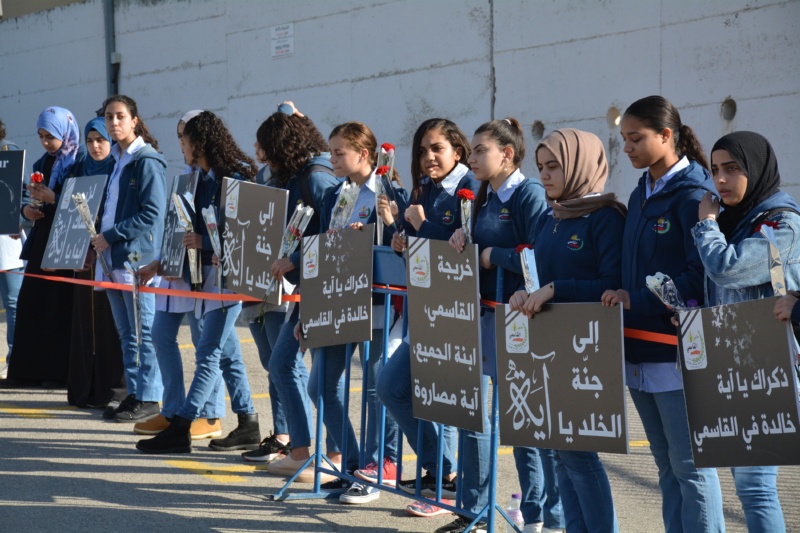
[457,189,475,201]
[515,244,533,253]
[290,227,302,238]
[755,220,780,233]
[376,165,390,176]
[381,143,395,152]
[31,172,44,184]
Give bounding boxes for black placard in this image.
[220,178,288,305]
[158,172,199,277]
[679,297,800,466]
[299,225,374,350]
[0,150,25,235]
[495,303,628,453]
[406,236,484,433]
[41,175,108,270]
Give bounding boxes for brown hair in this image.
[329,121,402,186]
[410,118,470,202]
[256,112,328,187]
[474,117,526,210]
[102,94,159,151]
[183,111,257,182]
[623,95,709,170]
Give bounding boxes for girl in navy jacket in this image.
[259,104,342,483]
[510,129,627,533]
[137,111,260,454]
[601,95,724,533]
[378,118,475,517]
[447,118,555,533]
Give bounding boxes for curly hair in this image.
[256,112,328,187]
[102,94,159,151]
[183,111,256,182]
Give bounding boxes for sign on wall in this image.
[299,225,374,350]
[679,297,800,467]
[496,303,628,453]
[41,175,107,270]
[406,236,484,433]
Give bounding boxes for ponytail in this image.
[624,95,707,170]
[676,124,709,170]
[474,117,525,167]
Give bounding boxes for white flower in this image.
[128,251,141,264]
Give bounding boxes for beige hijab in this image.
[537,128,627,219]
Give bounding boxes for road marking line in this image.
[164,459,257,483]
[0,403,77,418]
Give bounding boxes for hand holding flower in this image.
[391,231,407,253]
[91,233,109,253]
[182,231,203,249]
[404,205,426,231]
[449,228,466,253]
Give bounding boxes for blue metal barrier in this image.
[269,246,514,533]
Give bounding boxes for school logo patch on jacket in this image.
[653,217,671,234]
[442,210,454,225]
[499,207,511,221]
[358,205,371,219]
[567,234,584,251]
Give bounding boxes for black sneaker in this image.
[103,394,134,420]
[114,399,160,422]
[241,433,290,462]
[397,472,457,499]
[320,477,352,491]
[434,517,487,533]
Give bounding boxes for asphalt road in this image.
[1,321,798,532]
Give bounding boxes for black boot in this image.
[209,413,261,451]
[136,415,192,454]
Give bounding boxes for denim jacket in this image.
[692,191,800,306]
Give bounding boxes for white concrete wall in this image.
[1,0,798,199]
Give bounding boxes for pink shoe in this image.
[405,498,454,517]
[353,457,397,487]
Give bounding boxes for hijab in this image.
[713,131,781,239]
[537,128,627,219]
[36,106,80,188]
[81,116,114,176]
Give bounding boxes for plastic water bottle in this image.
[505,493,525,532]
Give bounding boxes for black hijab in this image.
[713,131,780,238]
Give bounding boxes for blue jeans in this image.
[629,388,724,533]
[249,311,288,434]
[461,373,491,514]
[731,466,785,533]
[376,341,456,476]
[0,267,22,356]
[555,450,617,532]
[308,344,360,471]
[513,447,564,528]
[152,310,225,419]
[267,309,313,447]
[360,335,399,465]
[177,304,253,420]
[106,289,162,402]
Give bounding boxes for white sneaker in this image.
[0,362,8,380]
[542,528,564,533]
[338,482,380,504]
[522,523,543,533]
